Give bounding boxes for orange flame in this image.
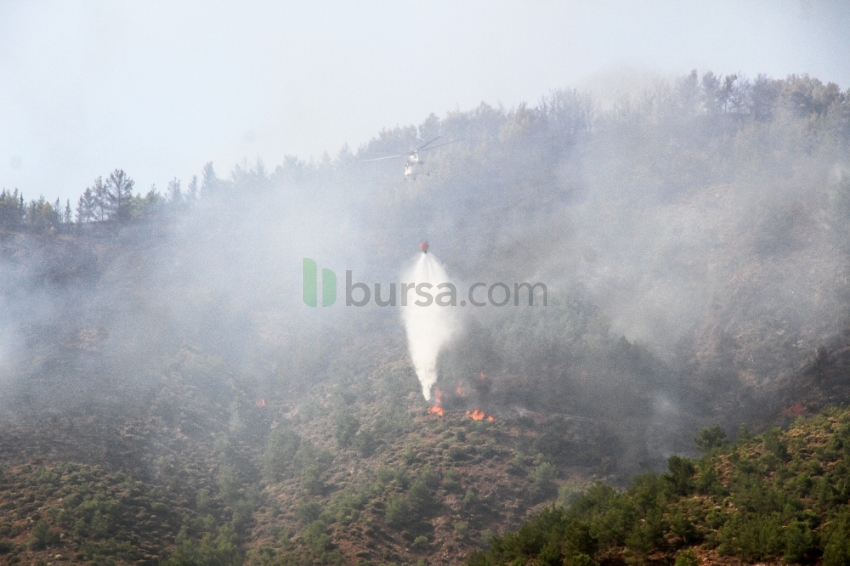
[465,408,495,422]
[456,383,466,396]
[466,408,486,420]
[478,372,486,381]
[255,399,266,407]
[428,387,444,417]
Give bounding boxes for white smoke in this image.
[401,253,459,400]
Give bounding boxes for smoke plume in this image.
[401,253,459,400]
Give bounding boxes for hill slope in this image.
[0,71,848,565]
[469,405,850,565]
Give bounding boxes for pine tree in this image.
[167,178,182,205]
[201,162,222,196]
[187,175,198,201]
[106,169,135,221]
[0,189,24,229]
[76,188,96,223]
[92,177,109,221]
[25,196,57,230]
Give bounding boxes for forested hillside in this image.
[469,406,850,566]
[0,71,848,565]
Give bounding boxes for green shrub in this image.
[764,428,789,461]
[784,519,815,563]
[443,468,463,493]
[354,429,377,457]
[387,467,410,489]
[694,425,729,452]
[717,511,784,561]
[478,528,495,549]
[376,466,395,484]
[735,425,753,444]
[528,462,557,502]
[449,445,469,461]
[230,498,255,536]
[454,521,469,540]
[664,455,696,495]
[569,554,598,566]
[27,520,59,550]
[301,464,325,495]
[674,549,698,566]
[506,453,528,476]
[562,520,598,558]
[195,488,212,513]
[824,509,850,566]
[261,428,301,483]
[334,412,361,448]
[695,460,726,496]
[558,483,583,507]
[303,520,333,554]
[669,511,698,545]
[408,480,435,513]
[385,495,410,529]
[462,489,479,511]
[825,535,850,566]
[400,448,417,465]
[624,507,665,554]
[412,535,429,551]
[417,467,441,490]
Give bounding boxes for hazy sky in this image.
[1,0,848,203]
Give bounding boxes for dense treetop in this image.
[469,407,850,565]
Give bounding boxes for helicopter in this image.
[359,136,462,179]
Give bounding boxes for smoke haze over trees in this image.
[0,70,849,564]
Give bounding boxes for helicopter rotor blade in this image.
[358,153,404,163]
[358,137,462,165]
[416,136,442,152]
[416,138,464,153]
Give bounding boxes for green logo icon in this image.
[303,258,337,307]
